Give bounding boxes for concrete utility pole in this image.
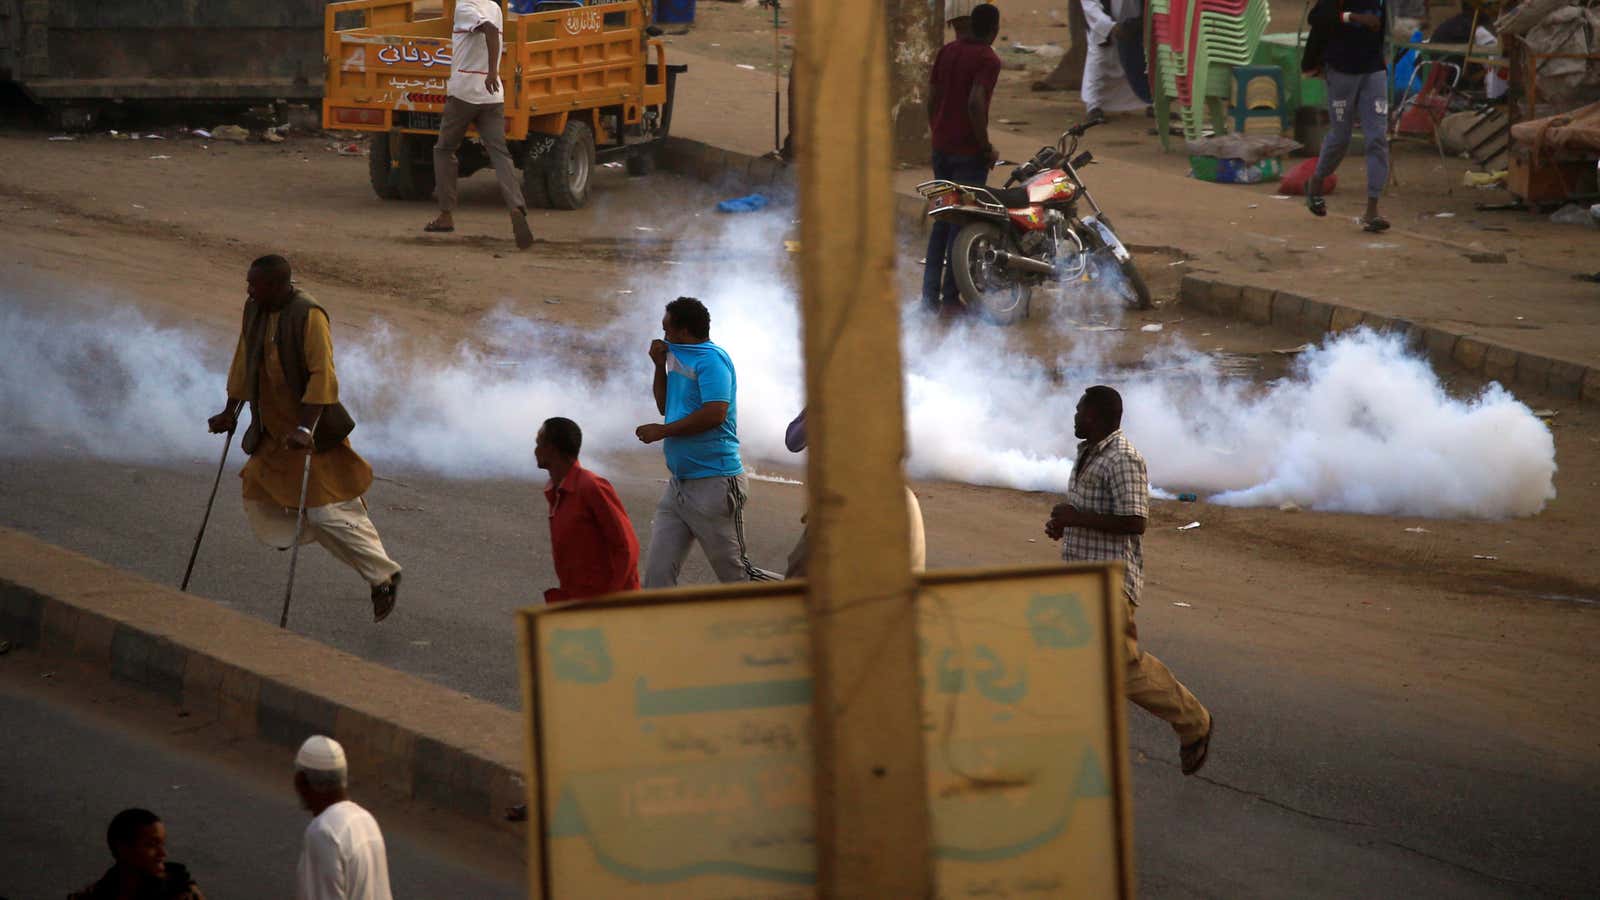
[793,0,933,895]
[888,0,943,166]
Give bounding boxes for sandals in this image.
[423,221,454,233]
[1361,215,1391,233]
[1307,195,1327,217]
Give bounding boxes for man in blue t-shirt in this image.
[634,297,778,587]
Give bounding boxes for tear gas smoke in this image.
[0,209,1556,519]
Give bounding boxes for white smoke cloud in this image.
[0,205,1557,519]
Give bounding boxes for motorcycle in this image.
[916,120,1151,324]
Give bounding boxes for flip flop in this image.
[1307,195,1327,217]
[371,571,401,622]
[1361,216,1391,233]
[423,222,454,233]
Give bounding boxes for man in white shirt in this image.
[294,736,393,900]
[425,0,534,250]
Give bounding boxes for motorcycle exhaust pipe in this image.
[988,249,1056,277]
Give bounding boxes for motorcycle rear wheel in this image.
[951,221,1033,325]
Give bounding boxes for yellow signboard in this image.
[517,563,1132,899]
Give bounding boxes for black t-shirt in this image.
[1321,0,1387,75]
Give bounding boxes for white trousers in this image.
[246,497,401,587]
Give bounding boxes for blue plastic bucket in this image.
[654,0,696,24]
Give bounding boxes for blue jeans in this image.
[922,151,991,308]
[1115,24,1153,105]
[1314,68,1390,200]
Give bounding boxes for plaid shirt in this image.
[1059,429,1150,604]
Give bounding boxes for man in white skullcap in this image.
[293,736,393,900]
[946,0,978,39]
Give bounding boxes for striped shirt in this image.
[1059,429,1149,604]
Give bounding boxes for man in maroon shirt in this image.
[922,2,1002,314]
[536,417,640,603]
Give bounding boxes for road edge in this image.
[0,527,525,832]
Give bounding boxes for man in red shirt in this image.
[536,417,640,603]
[922,2,1002,314]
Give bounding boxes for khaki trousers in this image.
[246,498,401,587]
[433,97,526,213]
[1125,600,1211,744]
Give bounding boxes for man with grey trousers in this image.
[634,297,778,587]
[1302,0,1390,232]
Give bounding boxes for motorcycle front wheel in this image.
[951,221,1033,326]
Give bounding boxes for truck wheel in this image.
[625,146,657,177]
[391,133,436,202]
[544,120,595,210]
[369,132,435,201]
[521,134,556,209]
[368,133,400,200]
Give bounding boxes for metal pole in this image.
[180,424,236,592]
[277,415,321,630]
[794,0,931,893]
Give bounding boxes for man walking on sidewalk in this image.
[635,297,778,587]
[1302,0,1391,232]
[424,0,534,249]
[209,256,403,622]
[923,2,1002,313]
[536,416,640,602]
[1045,385,1214,774]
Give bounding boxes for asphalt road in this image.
[4,453,1592,898]
[0,663,521,900]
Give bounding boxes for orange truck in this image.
[322,0,684,209]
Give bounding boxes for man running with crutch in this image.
[206,255,403,622]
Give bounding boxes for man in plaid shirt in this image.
[1046,386,1214,775]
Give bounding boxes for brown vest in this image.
[238,288,356,455]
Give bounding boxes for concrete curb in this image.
[0,528,524,830]
[1178,275,1600,404]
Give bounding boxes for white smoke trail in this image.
[0,204,1557,518]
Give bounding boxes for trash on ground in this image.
[1435,211,1455,218]
[1366,242,1400,249]
[1140,323,1164,333]
[1404,526,1429,533]
[634,225,656,231]
[1462,169,1507,188]
[1271,194,1292,200]
[191,128,212,138]
[544,298,561,304]
[717,193,769,213]
[736,63,757,70]
[1465,251,1507,264]
[1532,408,1557,419]
[211,124,250,143]
[1277,501,1301,512]
[1549,203,1597,227]
[48,135,76,141]
[1178,493,1198,502]
[1273,343,1315,354]
[617,289,633,294]
[1172,601,1194,608]
[1178,521,1201,531]
[148,155,171,160]
[603,161,624,169]
[1473,554,1498,560]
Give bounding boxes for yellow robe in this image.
[225,306,373,509]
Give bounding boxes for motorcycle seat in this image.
[983,186,1033,209]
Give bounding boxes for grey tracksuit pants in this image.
[1313,68,1390,200]
[642,473,779,588]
